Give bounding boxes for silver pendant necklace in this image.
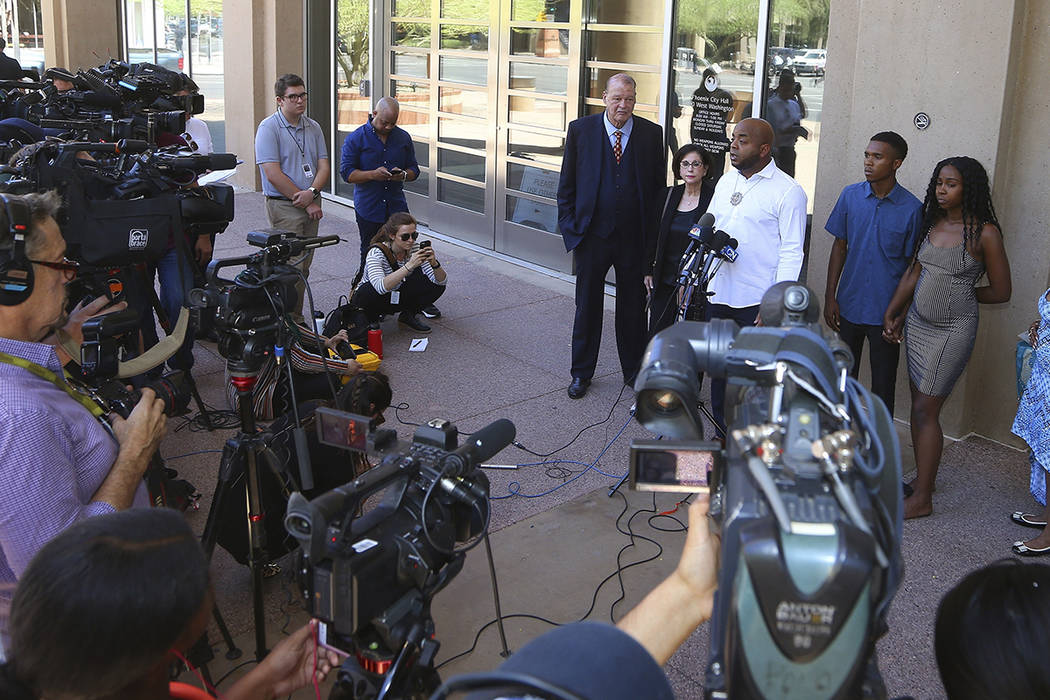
[730,171,760,206]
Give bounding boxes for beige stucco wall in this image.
[41,0,120,72]
[809,0,1045,446]
[224,0,306,190]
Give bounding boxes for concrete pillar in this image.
[40,0,120,72]
[223,0,305,190]
[809,0,1045,445]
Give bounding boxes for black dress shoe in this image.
[421,304,442,319]
[398,311,432,333]
[568,377,590,399]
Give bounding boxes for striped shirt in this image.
[364,245,445,295]
[0,337,148,585]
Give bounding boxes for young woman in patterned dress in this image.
[882,156,1011,519]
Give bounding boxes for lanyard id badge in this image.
[303,162,314,179]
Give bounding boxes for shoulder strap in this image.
[0,350,105,418]
[372,242,400,270]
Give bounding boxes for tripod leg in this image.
[184,371,215,431]
[213,605,243,660]
[243,446,270,659]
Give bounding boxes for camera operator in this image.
[0,191,167,586]
[0,508,339,698]
[351,212,447,334]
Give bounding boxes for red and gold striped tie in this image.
[613,130,623,164]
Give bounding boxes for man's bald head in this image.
[375,97,399,120]
[737,118,774,147]
[729,118,774,176]
[372,97,401,138]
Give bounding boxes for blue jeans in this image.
[143,246,196,371]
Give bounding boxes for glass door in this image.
[387,0,669,270]
[390,0,499,248]
[493,0,577,270]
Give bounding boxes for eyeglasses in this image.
[29,256,79,279]
[282,92,308,101]
[399,232,419,242]
[680,161,706,169]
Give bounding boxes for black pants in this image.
[571,231,647,383]
[353,214,384,285]
[649,282,680,337]
[351,269,446,322]
[837,317,900,416]
[704,303,760,436]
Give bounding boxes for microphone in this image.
[677,214,717,287]
[698,230,730,285]
[441,418,516,477]
[705,236,739,285]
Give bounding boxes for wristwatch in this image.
[308,186,320,199]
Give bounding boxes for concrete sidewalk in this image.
[169,191,1032,699]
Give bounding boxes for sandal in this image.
[1013,540,1050,557]
[1010,511,1048,529]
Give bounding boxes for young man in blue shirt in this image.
[340,98,440,318]
[824,131,922,416]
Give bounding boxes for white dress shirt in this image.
[706,158,808,308]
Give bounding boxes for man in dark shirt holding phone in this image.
[341,98,442,316]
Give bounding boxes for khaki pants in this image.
[265,197,320,318]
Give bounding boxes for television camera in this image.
[191,230,340,368]
[285,415,516,700]
[8,61,204,144]
[631,282,904,699]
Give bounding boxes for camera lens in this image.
[784,285,810,312]
[648,390,682,416]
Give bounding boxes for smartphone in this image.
[629,439,723,493]
[390,167,403,175]
[419,240,431,249]
[315,406,372,453]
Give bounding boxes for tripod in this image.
[199,359,282,661]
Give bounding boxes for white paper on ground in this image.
[409,338,429,351]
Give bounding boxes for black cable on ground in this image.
[512,383,630,458]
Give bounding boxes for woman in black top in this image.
[645,144,716,336]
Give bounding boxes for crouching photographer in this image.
[0,508,338,699]
[0,191,167,587]
[351,212,446,334]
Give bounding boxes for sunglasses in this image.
[29,256,79,279]
[399,232,419,242]
[282,92,308,101]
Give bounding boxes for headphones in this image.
[0,192,34,305]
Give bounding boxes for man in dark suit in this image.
[0,39,24,80]
[557,73,665,399]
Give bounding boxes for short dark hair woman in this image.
[351,212,447,334]
[882,156,1011,519]
[935,560,1050,699]
[645,144,716,335]
[0,508,338,699]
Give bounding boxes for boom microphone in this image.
[442,418,516,477]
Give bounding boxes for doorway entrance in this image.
[386,0,668,273]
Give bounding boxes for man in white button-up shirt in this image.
[703,117,807,431]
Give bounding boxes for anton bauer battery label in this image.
[775,600,836,637]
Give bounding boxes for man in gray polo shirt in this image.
[255,73,330,317]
